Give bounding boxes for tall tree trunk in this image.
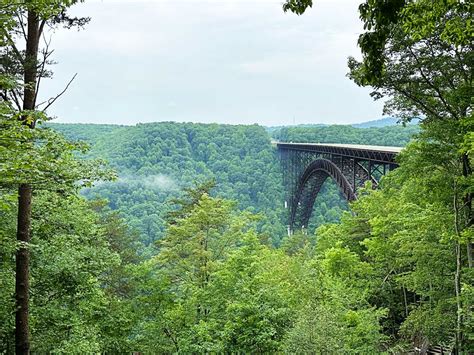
[15,10,39,355]
[462,153,473,268]
[454,242,463,353]
[15,184,32,355]
[453,188,463,353]
[22,10,39,115]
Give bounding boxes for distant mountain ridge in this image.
[352,117,420,128]
[265,117,419,132]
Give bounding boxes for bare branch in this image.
[1,29,24,64]
[10,88,23,112]
[454,47,471,84]
[0,91,11,105]
[38,73,77,111]
[2,91,14,109]
[424,39,457,91]
[391,82,443,120]
[34,34,54,104]
[38,19,47,40]
[15,11,27,41]
[0,2,26,11]
[407,45,459,119]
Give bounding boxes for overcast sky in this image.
[40,0,386,126]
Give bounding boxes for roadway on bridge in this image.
[272,141,403,154]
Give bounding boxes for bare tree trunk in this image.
[454,242,462,353]
[462,153,473,268]
[467,243,473,269]
[402,285,408,317]
[15,10,39,355]
[22,11,39,114]
[453,188,463,353]
[15,184,32,355]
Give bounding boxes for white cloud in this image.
[41,0,384,126]
[119,174,178,191]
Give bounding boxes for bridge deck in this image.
[276,141,402,164]
[275,142,403,154]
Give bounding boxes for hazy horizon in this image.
[48,116,398,127]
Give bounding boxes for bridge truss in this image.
[277,142,401,234]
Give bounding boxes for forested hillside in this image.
[273,124,418,146]
[50,122,416,245]
[52,122,287,245]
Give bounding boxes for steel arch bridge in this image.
[277,142,402,234]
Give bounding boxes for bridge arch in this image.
[278,142,400,234]
[290,158,355,231]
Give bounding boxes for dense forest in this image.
[1,0,472,354]
[50,122,415,247]
[53,122,287,246]
[273,124,418,146]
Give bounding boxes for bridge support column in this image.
[352,159,356,193]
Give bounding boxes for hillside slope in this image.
[53,122,287,245]
[51,122,417,245]
[273,124,418,145]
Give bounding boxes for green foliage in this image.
[4,0,86,20]
[0,117,115,190]
[346,2,473,350]
[3,118,464,352]
[0,190,140,353]
[312,138,473,351]
[349,1,472,126]
[283,0,313,15]
[52,122,287,245]
[283,244,386,353]
[0,112,130,353]
[2,1,470,352]
[127,188,279,353]
[273,124,418,146]
[127,185,388,353]
[51,121,417,244]
[286,299,386,354]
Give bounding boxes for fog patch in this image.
[119,174,178,191]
